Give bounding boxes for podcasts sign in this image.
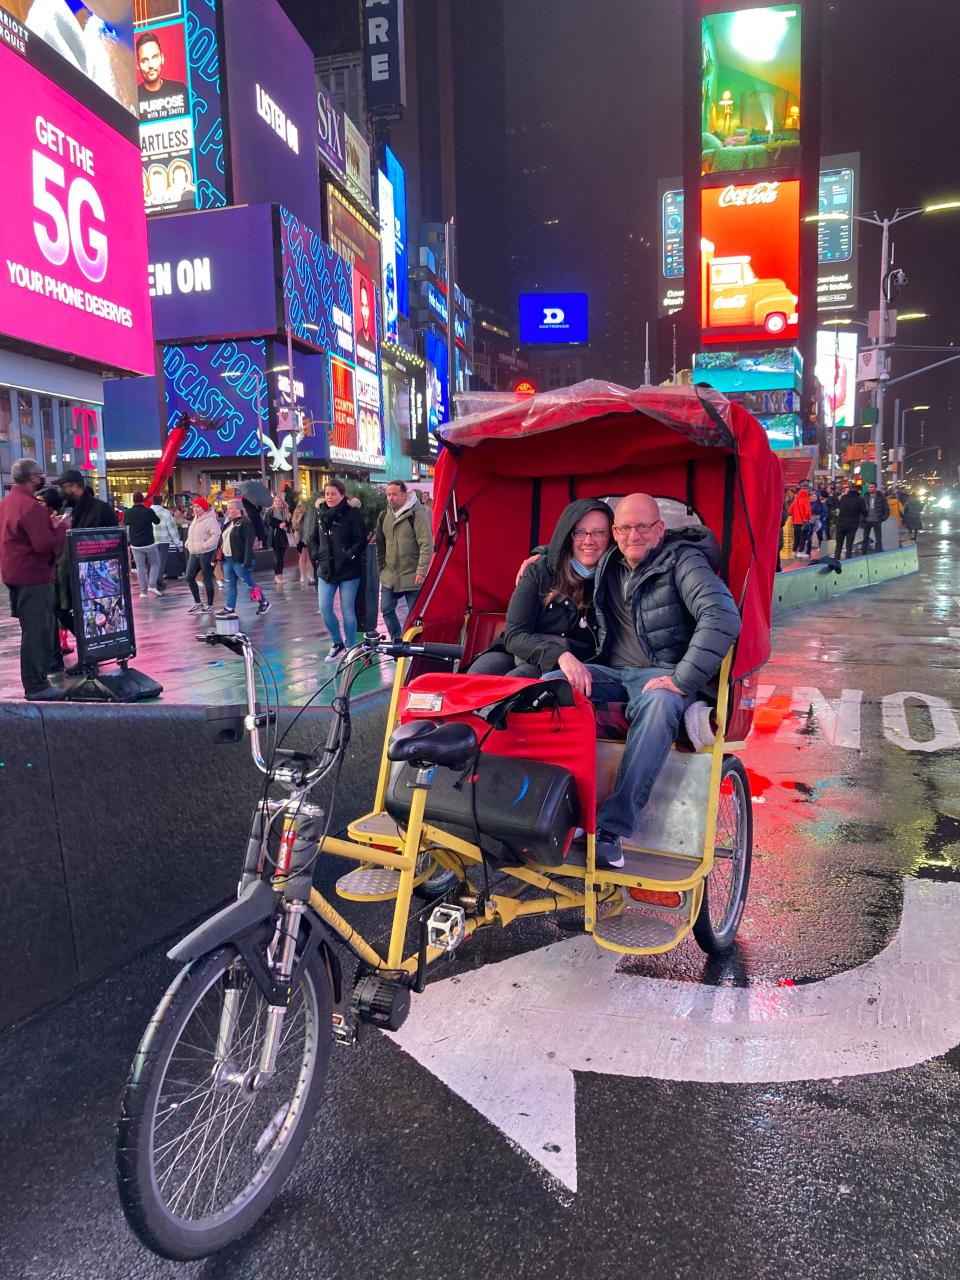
[0,43,154,375]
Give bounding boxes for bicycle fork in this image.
[214,812,317,1094]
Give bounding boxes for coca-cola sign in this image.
[718,182,781,208]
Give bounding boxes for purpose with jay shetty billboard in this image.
[700,178,800,345]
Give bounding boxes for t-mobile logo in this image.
[543,307,565,325]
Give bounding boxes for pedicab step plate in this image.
[347,812,404,846]
[592,908,685,952]
[336,866,402,902]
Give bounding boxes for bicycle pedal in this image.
[426,903,466,953]
[331,1010,359,1047]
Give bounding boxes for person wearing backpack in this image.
[375,481,433,642]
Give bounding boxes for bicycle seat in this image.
[387,720,478,770]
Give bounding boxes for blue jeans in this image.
[317,577,360,647]
[380,585,420,641]
[546,663,694,837]
[222,557,258,610]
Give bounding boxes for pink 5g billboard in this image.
[0,41,154,376]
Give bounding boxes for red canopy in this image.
[418,381,782,681]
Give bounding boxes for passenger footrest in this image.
[592,900,691,954]
[336,866,402,902]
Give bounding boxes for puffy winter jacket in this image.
[186,507,221,555]
[835,490,867,531]
[593,526,741,696]
[789,489,812,526]
[497,498,611,674]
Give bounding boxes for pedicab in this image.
[116,381,782,1260]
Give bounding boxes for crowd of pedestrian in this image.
[0,458,438,698]
[779,478,924,568]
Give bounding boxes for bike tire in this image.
[117,944,332,1261]
[693,756,753,956]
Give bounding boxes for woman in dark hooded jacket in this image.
[469,498,613,678]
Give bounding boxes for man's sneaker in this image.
[324,642,345,661]
[256,598,271,615]
[201,604,213,613]
[215,608,237,619]
[148,586,163,596]
[187,602,205,614]
[25,683,65,702]
[595,829,625,869]
[139,591,148,598]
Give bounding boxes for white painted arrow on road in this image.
[389,878,960,1193]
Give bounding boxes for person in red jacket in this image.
[788,484,813,560]
[0,458,69,699]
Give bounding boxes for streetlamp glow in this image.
[896,312,928,321]
[924,199,960,213]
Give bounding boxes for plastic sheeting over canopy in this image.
[420,381,782,681]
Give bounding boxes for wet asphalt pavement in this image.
[1,523,959,1280]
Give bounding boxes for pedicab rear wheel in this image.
[693,756,752,956]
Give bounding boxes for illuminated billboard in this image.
[701,5,801,177]
[220,0,321,230]
[14,0,138,115]
[327,186,381,283]
[692,347,796,394]
[0,39,154,375]
[147,204,280,342]
[519,292,589,345]
[134,2,226,217]
[384,146,408,316]
[657,179,685,317]
[700,179,800,344]
[815,329,858,431]
[817,153,859,312]
[377,169,399,343]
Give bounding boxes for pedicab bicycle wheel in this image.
[117,945,332,1261]
[693,756,752,956]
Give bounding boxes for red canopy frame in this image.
[414,381,782,683]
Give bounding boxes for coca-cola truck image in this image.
[701,238,798,335]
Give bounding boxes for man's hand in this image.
[415,574,425,586]
[642,674,684,696]
[557,652,592,696]
[515,552,542,586]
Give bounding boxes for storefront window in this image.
[39,397,58,471]
[17,392,36,461]
[0,389,12,484]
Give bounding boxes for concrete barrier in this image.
[0,693,389,1029]
[772,543,918,617]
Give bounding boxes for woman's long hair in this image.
[544,523,608,609]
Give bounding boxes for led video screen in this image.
[13,0,138,116]
[815,329,858,431]
[700,178,800,344]
[519,292,589,345]
[701,5,801,177]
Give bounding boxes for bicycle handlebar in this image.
[366,636,462,661]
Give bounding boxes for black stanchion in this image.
[62,527,163,702]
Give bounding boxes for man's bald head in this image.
[612,492,664,568]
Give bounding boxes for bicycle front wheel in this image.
[117,944,332,1261]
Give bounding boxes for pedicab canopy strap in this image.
[398,673,597,833]
[529,477,542,552]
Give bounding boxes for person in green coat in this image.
[375,480,433,641]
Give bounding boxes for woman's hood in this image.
[546,498,614,571]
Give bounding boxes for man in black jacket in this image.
[54,469,117,635]
[862,482,890,553]
[835,482,868,559]
[557,493,741,868]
